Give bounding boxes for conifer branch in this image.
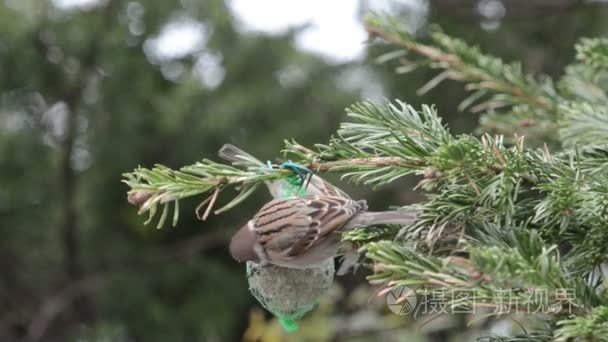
[576,37,608,70]
[364,13,559,114]
[123,14,608,337]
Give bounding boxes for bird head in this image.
[229,222,260,263]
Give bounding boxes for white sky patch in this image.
[52,0,103,11]
[229,0,427,63]
[297,1,367,63]
[143,18,209,62]
[229,0,366,63]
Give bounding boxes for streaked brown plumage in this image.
[220,144,417,269]
[230,195,417,269]
[253,196,364,266]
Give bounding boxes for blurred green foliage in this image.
[0,0,607,341]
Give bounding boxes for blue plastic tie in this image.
[280,160,313,195]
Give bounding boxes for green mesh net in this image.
[246,259,335,333]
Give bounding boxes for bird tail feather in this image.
[345,210,417,229]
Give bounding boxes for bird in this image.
[229,195,417,269]
[219,144,417,270]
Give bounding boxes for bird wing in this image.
[252,196,363,258]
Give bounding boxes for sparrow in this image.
[220,144,417,270]
[229,195,417,269]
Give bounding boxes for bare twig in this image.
[18,229,226,341]
[26,275,104,342]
